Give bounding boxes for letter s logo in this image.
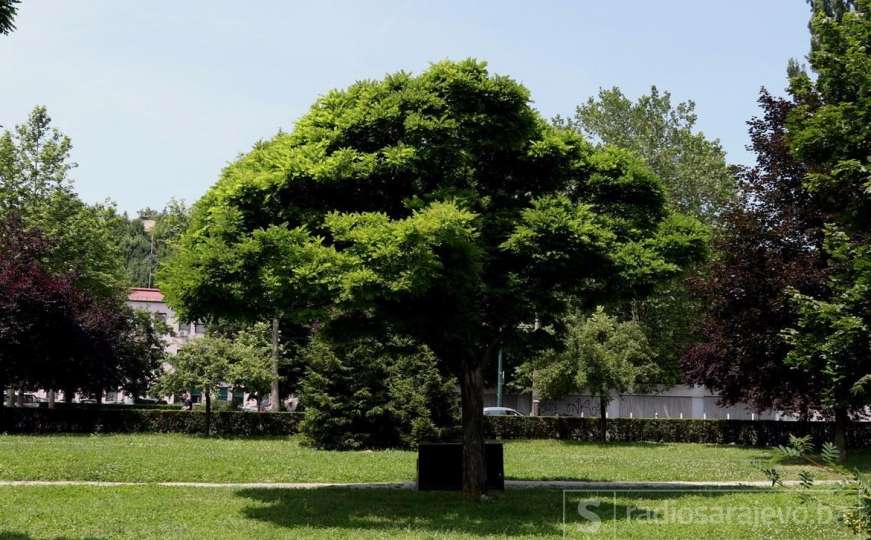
[576,498,602,534]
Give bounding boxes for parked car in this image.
[6,393,43,408]
[483,406,524,417]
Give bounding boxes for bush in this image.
[299,336,459,450]
[0,408,301,436]
[483,416,871,447]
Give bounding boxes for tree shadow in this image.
[0,532,103,540]
[234,487,769,537]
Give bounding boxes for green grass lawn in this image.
[0,485,860,539]
[0,433,866,483]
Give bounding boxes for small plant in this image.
[762,434,871,536]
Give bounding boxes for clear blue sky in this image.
[1,1,812,215]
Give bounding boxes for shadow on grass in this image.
[0,533,103,540]
[234,487,773,537]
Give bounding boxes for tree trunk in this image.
[599,396,608,442]
[63,387,74,403]
[460,356,486,500]
[96,392,102,405]
[270,318,280,412]
[834,407,849,464]
[47,390,55,409]
[5,387,13,407]
[16,388,24,407]
[205,388,212,436]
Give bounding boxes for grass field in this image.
[1,434,866,539]
[0,485,861,539]
[0,433,864,483]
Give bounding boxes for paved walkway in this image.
[0,479,846,489]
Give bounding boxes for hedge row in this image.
[0,408,302,436]
[3,409,870,447]
[484,416,871,447]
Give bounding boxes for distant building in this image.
[127,287,205,354]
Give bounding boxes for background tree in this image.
[229,322,278,412]
[529,307,656,440]
[0,214,164,405]
[160,60,708,497]
[783,228,870,461]
[0,106,126,298]
[156,335,234,435]
[779,0,871,460]
[115,199,191,287]
[684,91,828,418]
[562,86,730,380]
[566,85,736,225]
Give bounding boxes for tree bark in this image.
[205,388,212,436]
[270,318,280,412]
[47,389,55,409]
[834,407,849,464]
[460,355,486,500]
[16,388,24,407]
[5,387,13,407]
[599,396,608,442]
[63,387,74,403]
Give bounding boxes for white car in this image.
[483,406,524,417]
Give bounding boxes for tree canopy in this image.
[0,106,126,299]
[565,85,736,225]
[160,59,708,496]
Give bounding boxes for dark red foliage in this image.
[0,215,162,396]
[682,91,829,415]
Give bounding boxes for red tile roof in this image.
[128,288,165,303]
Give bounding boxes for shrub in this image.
[299,336,459,450]
[483,416,871,447]
[0,408,301,436]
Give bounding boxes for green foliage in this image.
[565,85,736,225]
[1,408,301,436]
[160,59,707,371]
[0,106,125,298]
[299,335,458,449]
[0,0,18,35]
[783,227,871,415]
[114,199,190,287]
[531,307,658,404]
[229,322,279,405]
[156,336,234,401]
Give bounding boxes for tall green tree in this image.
[780,0,871,461]
[567,86,736,225]
[0,106,125,298]
[530,307,657,440]
[159,60,707,497]
[564,86,727,378]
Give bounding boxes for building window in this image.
[178,323,190,337]
[154,312,167,324]
[194,322,206,335]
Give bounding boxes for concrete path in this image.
[0,479,846,489]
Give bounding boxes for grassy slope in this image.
[0,485,858,539]
[0,434,866,483]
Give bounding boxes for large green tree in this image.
[780,0,871,461]
[160,60,707,497]
[566,85,736,225]
[0,106,126,298]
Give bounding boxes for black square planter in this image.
[417,442,504,491]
